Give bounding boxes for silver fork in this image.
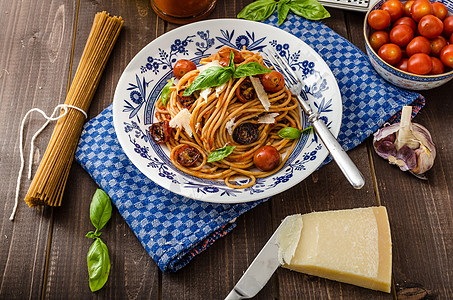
[265,48,365,189]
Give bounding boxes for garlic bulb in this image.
[373,106,436,179]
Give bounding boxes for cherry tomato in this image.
[150,120,171,144]
[429,56,445,74]
[406,36,431,57]
[378,43,402,65]
[177,89,197,108]
[381,0,404,22]
[407,53,433,74]
[410,0,434,23]
[440,44,453,68]
[218,47,244,65]
[368,9,392,30]
[418,15,444,39]
[443,16,453,38]
[396,58,409,71]
[232,123,259,145]
[390,24,414,47]
[253,145,281,171]
[450,33,453,44]
[394,16,417,31]
[430,36,447,57]
[173,59,197,80]
[235,77,256,102]
[175,145,201,167]
[432,2,448,21]
[260,70,285,92]
[369,30,390,51]
[404,0,414,17]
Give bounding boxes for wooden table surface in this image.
[1,0,452,299]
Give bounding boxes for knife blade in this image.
[225,225,282,300]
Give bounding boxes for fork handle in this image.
[311,118,365,189]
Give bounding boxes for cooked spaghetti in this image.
[152,47,301,189]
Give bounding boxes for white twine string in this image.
[10,104,87,221]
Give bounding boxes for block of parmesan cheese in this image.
[276,207,392,293]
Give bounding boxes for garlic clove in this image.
[373,106,436,178]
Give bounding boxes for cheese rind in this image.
[278,207,392,293]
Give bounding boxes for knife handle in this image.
[311,118,365,189]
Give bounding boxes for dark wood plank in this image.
[346,8,453,299]
[43,0,163,298]
[0,0,77,298]
[371,85,453,299]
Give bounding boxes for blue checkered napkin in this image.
[75,105,263,272]
[75,14,425,273]
[263,13,425,153]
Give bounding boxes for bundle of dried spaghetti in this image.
[24,12,123,208]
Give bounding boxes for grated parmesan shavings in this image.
[249,76,270,111]
[258,113,279,124]
[169,109,193,137]
[225,117,236,135]
[197,60,221,73]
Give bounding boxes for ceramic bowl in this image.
[363,0,453,90]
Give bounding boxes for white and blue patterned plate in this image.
[112,19,342,204]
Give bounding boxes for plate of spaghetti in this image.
[113,19,342,203]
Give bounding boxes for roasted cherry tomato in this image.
[390,24,414,47]
[404,0,414,17]
[429,56,445,75]
[430,36,447,57]
[381,0,404,22]
[253,145,281,171]
[396,58,409,71]
[406,36,431,57]
[149,120,171,144]
[443,16,453,37]
[260,70,285,92]
[394,16,417,31]
[407,53,432,74]
[218,47,244,65]
[418,15,444,39]
[368,9,392,30]
[235,77,256,102]
[173,59,197,80]
[378,43,402,65]
[232,123,259,145]
[177,89,197,108]
[369,30,390,51]
[440,44,453,68]
[432,2,448,20]
[410,0,434,23]
[175,144,201,167]
[450,33,453,44]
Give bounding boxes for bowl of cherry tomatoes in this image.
[364,0,453,90]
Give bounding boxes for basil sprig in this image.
[183,51,271,96]
[278,125,313,139]
[207,146,236,163]
[160,78,174,106]
[86,189,112,292]
[238,0,330,25]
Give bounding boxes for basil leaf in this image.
[207,146,236,163]
[277,0,291,25]
[288,0,330,20]
[300,125,313,134]
[87,238,110,292]
[278,127,301,139]
[228,50,235,68]
[183,66,234,96]
[233,62,272,78]
[237,0,277,21]
[90,189,112,231]
[160,78,174,106]
[86,231,102,239]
